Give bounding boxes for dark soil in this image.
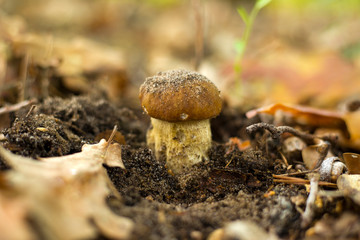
[0,96,354,240]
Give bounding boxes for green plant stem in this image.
[235,7,259,95]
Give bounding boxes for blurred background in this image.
[0,0,360,109]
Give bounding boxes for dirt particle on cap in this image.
[180,113,189,120]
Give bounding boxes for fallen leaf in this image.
[343,111,360,141]
[0,139,132,240]
[343,153,360,174]
[0,193,35,240]
[246,103,350,138]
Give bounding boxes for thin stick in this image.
[279,151,289,167]
[0,99,36,115]
[107,125,118,144]
[25,105,37,118]
[104,125,118,157]
[193,0,204,70]
[302,174,319,228]
[273,174,337,188]
[41,35,54,98]
[19,52,30,101]
[0,59,6,95]
[278,169,317,176]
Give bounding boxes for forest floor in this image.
[1,96,359,240]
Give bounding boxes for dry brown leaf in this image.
[343,153,360,174]
[3,22,128,98]
[0,139,131,240]
[246,103,350,138]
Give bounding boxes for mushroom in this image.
[139,69,222,174]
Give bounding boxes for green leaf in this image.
[255,0,272,10]
[237,7,249,25]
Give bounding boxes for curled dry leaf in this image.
[246,103,350,138]
[0,139,132,240]
[318,157,347,182]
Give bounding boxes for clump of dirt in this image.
[36,96,146,147]
[1,96,146,159]
[3,113,86,158]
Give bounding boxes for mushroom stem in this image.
[147,118,211,174]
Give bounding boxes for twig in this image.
[104,125,118,158]
[273,174,337,188]
[41,35,54,98]
[25,105,37,118]
[192,0,204,71]
[302,173,319,228]
[278,169,317,177]
[107,125,118,144]
[41,68,50,98]
[0,99,36,116]
[246,123,318,146]
[0,60,6,95]
[18,52,30,101]
[279,151,289,167]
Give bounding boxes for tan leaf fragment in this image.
[104,143,125,169]
[337,174,360,206]
[0,193,35,240]
[302,138,331,170]
[208,220,279,240]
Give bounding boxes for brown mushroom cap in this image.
[139,69,222,122]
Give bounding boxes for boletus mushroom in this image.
[139,69,222,174]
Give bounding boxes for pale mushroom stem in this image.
[147,118,211,174]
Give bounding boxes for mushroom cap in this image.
[139,69,222,122]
